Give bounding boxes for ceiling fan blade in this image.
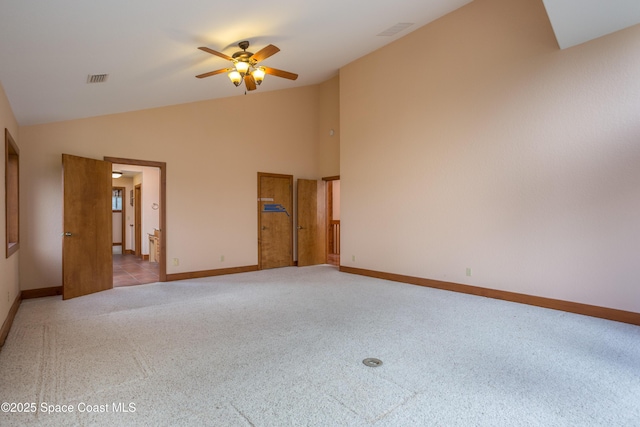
[250,44,280,63]
[195,68,229,79]
[262,66,298,80]
[198,46,233,61]
[245,74,257,91]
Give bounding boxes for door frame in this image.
[323,175,340,265]
[257,172,293,270]
[296,179,327,267]
[104,157,167,282]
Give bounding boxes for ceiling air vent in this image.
[377,23,414,37]
[87,74,109,84]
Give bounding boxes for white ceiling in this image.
[542,0,640,49]
[0,0,638,126]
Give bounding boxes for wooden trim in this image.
[21,286,63,299]
[166,265,258,281]
[258,172,294,179]
[326,180,333,261]
[142,254,149,261]
[340,266,640,326]
[105,157,166,168]
[104,157,167,282]
[0,293,21,347]
[124,249,135,255]
[323,176,340,263]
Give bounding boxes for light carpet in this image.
[1,265,639,426]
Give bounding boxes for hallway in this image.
[113,254,159,287]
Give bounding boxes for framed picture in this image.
[130,190,134,206]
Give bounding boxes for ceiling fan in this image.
[196,41,298,91]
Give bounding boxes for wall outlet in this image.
[220,255,225,262]
[352,255,356,262]
[466,267,472,277]
[172,258,179,266]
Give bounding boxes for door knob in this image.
[63,232,72,237]
[297,226,304,230]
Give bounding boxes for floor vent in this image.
[87,74,109,84]
[377,23,414,37]
[363,358,383,367]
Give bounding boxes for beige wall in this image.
[19,84,338,290]
[340,0,640,312]
[0,81,20,325]
[317,76,340,178]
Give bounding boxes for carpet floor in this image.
[1,265,639,426]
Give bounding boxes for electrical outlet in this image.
[352,255,356,262]
[173,258,179,266]
[466,267,472,277]
[220,255,225,262]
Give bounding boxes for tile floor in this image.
[113,253,159,287]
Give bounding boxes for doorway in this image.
[106,157,167,284]
[134,184,142,257]
[112,186,126,255]
[324,176,340,266]
[296,179,326,266]
[62,154,167,299]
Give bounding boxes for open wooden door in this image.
[62,154,113,299]
[297,179,326,266]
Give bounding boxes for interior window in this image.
[112,188,123,211]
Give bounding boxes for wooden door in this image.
[297,179,326,266]
[258,173,293,269]
[62,154,113,299]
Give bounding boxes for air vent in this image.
[377,23,414,37]
[87,74,109,84]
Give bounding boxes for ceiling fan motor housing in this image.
[232,51,253,61]
[233,41,254,64]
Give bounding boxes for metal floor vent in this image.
[363,358,383,367]
[87,74,109,84]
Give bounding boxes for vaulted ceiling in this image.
[0,0,638,126]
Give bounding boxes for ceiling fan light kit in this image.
[196,41,298,92]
